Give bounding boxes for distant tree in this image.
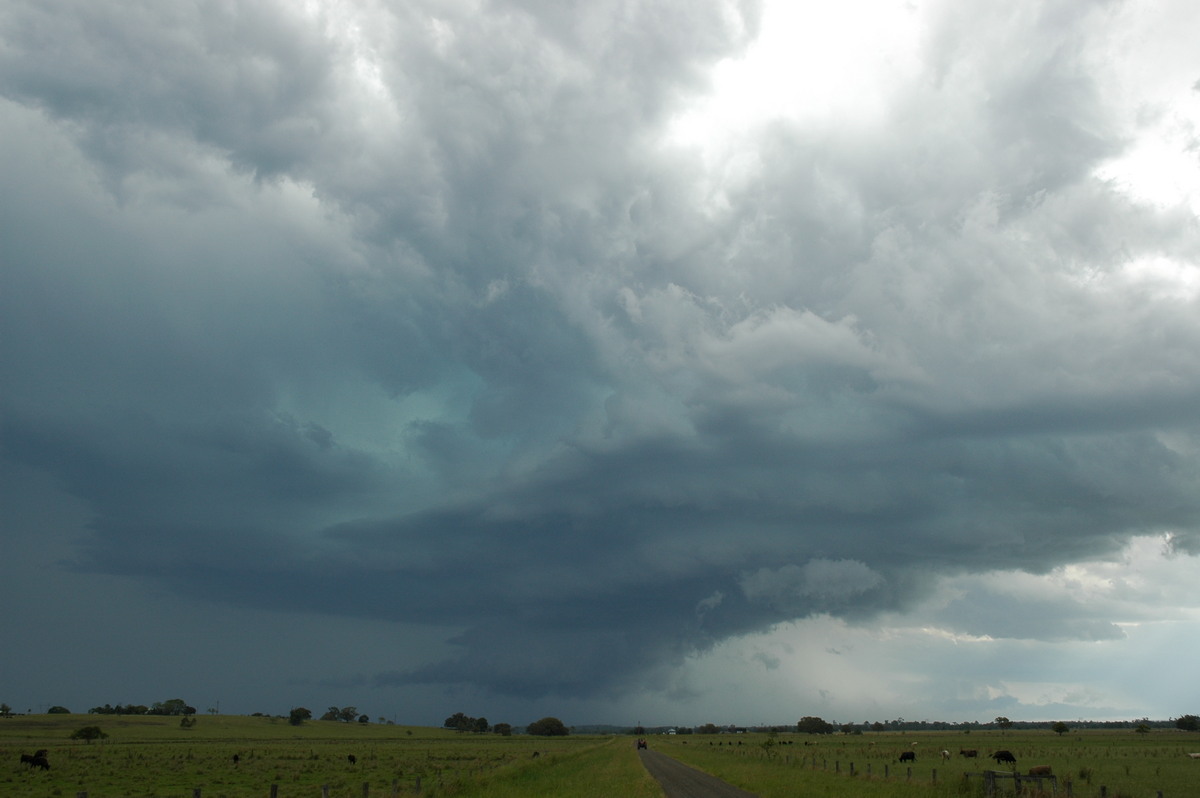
[444,712,474,732]
[493,723,512,736]
[150,699,192,716]
[796,716,834,735]
[71,725,109,743]
[697,723,721,735]
[527,717,569,736]
[1176,715,1199,732]
[47,706,71,714]
[1052,721,1070,736]
[633,725,646,736]
[321,707,340,721]
[1135,723,1151,734]
[995,717,1013,732]
[338,706,359,723]
[289,707,312,726]
[0,703,11,717]
[473,716,490,733]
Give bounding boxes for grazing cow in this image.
[531,751,540,758]
[960,748,978,758]
[941,749,951,762]
[347,754,357,765]
[21,750,50,770]
[991,750,1017,765]
[1188,753,1200,759]
[898,751,916,763]
[21,753,50,771]
[1028,765,1053,776]
[232,754,240,766]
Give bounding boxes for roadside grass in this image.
[652,729,1200,798]
[438,737,664,798]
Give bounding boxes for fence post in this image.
[270,785,278,798]
[322,785,330,798]
[1100,787,1107,798]
[391,778,399,797]
[849,762,855,775]
[193,789,202,798]
[414,775,421,793]
[363,781,370,797]
[932,768,937,784]
[907,766,912,781]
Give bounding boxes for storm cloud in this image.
[3,0,1200,722]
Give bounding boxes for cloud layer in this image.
[3,0,1200,720]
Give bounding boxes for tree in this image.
[796,716,834,735]
[1052,721,1070,736]
[527,717,569,736]
[995,716,1013,732]
[1176,715,1200,732]
[288,707,312,726]
[493,723,512,736]
[0,703,11,717]
[696,723,721,735]
[473,716,490,733]
[47,706,71,714]
[444,712,473,732]
[70,725,109,743]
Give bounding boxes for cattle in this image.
[347,754,357,765]
[898,751,916,763]
[991,750,1017,765]
[1028,765,1053,776]
[960,748,978,758]
[1189,753,1200,759]
[232,754,240,766]
[941,749,951,762]
[20,751,50,770]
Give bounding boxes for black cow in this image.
[20,751,50,770]
[992,750,1016,765]
[347,754,357,765]
[960,748,978,758]
[898,751,916,763]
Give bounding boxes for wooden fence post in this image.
[362,781,370,797]
[193,789,202,798]
[322,785,330,798]
[269,785,278,798]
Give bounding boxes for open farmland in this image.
[5,717,1200,797]
[0,714,615,798]
[650,729,1200,798]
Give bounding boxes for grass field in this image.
[0,714,609,798]
[654,729,1200,798]
[4,716,1199,797]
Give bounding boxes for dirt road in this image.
[638,749,759,798]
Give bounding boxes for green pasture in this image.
[0,714,606,798]
[5,716,1200,797]
[654,729,1200,798]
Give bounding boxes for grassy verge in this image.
[437,737,664,798]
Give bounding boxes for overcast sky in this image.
[3,0,1200,729]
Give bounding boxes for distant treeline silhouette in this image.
[88,698,197,716]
